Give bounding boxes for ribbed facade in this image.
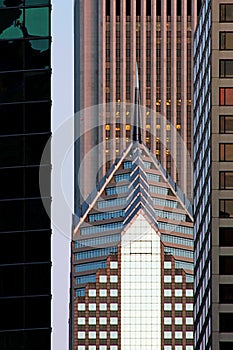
[74,0,200,207]
[0,1,52,349]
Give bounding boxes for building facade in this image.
[70,134,194,349]
[0,1,52,349]
[193,1,233,349]
[74,0,201,207]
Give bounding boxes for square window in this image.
[99,317,107,325]
[99,331,107,339]
[175,303,182,311]
[186,317,193,325]
[89,331,96,339]
[186,347,193,350]
[164,331,172,339]
[164,347,172,350]
[78,331,85,339]
[110,261,118,269]
[99,289,107,297]
[175,347,182,350]
[175,290,183,297]
[110,303,118,311]
[100,347,107,350]
[164,303,172,311]
[186,289,193,297]
[89,303,96,311]
[78,347,85,350]
[89,347,96,350]
[110,317,118,325]
[99,275,107,283]
[89,317,96,325]
[175,331,182,339]
[78,303,85,311]
[175,276,182,283]
[186,303,193,311]
[164,276,172,283]
[78,317,85,325]
[186,331,193,339]
[164,317,172,325]
[99,303,107,311]
[110,331,118,339]
[175,317,182,325]
[110,275,118,283]
[110,347,118,350]
[89,290,96,297]
[110,289,118,297]
[164,261,172,269]
[164,289,172,297]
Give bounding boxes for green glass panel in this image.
[25,0,50,5]
[25,7,49,37]
[0,0,23,7]
[0,10,23,39]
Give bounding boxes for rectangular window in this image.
[220,32,233,50]
[220,227,233,246]
[220,115,233,133]
[220,144,233,161]
[219,256,233,274]
[220,313,233,331]
[220,60,233,77]
[220,4,233,22]
[220,88,233,105]
[220,172,233,189]
[219,284,233,303]
[220,200,233,218]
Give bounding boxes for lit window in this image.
[110,275,118,283]
[99,331,107,339]
[89,290,96,297]
[78,317,85,325]
[164,347,172,350]
[110,346,118,350]
[100,347,107,350]
[88,317,96,325]
[220,144,233,161]
[99,303,107,311]
[89,347,96,350]
[78,331,85,339]
[110,261,118,269]
[186,346,193,350]
[89,331,96,339]
[175,347,182,350]
[186,317,193,325]
[78,303,85,311]
[99,289,107,297]
[99,275,107,283]
[99,317,107,325]
[78,346,85,350]
[89,303,96,311]
[220,88,233,106]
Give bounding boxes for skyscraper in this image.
[193,1,233,349]
[74,0,200,206]
[70,84,194,348]
[0,1,52,349]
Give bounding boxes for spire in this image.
[132,62,142,144]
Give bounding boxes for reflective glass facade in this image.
[0,1,51,349]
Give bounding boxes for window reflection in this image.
[0,9,23,39]
[25,7,49,37]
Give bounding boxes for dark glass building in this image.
[0,1,52,349]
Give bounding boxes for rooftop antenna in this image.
[132,62,142,144]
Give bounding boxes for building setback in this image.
[74,0,201,207]
[70,119,194,348]
[193,1,233,349]
[0,1,52,349]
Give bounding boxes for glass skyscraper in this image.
[0,1,52,349]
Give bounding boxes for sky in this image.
[51,1,74,349]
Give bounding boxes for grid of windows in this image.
[164,247,193,259]
[89,210,124,222]
[75,261,106,273]
[80,222,123,235]
[75,247,118,261]
[98,197,126,209]
[159,222,193,235]
[162,234,193,247]
[74,234,120,248]
[106,185,128,195]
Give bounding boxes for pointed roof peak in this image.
[132,62,142,144]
